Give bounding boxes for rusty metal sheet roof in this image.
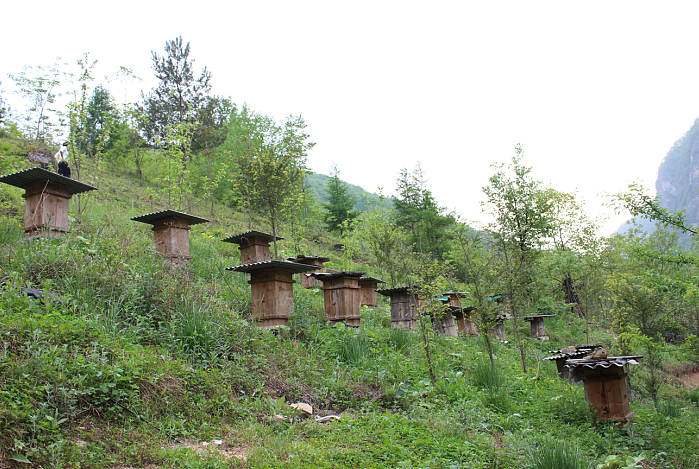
[523,314,557,321]
[286,254,331,263]
[131,209,209,226]
[358,276,386,284]
[376,286,417,296]
[222,230,283,244]
[565,356,643,369]
[0,167,98,195]
[543,344,601,361]
[309,271,366,279]
[225,260,319,274]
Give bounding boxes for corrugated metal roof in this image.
[376,286,417,296]
[543,344,601,361]
[131,209,209,225]
[565,356,643,370]
[225,260,320,274]
[358,276,386,284]
[0,167,98,195]
[310,271,366,279]
[523,314,557,320]
[286,254,331,263]
[222,230,283,244]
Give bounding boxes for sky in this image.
[4,1,699,235]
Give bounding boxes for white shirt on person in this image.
[54,145,68,163]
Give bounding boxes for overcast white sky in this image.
[4,1,699,235]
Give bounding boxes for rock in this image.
[28,149,54,168]
[212,439,223,445]
[290,403,313,415]
[561,346,577,355]
[591,348,608,360]
[273,414,286,423]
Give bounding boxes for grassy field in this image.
[1,155,699,468]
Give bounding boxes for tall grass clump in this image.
[658,399,683,418]
[0,216,21,244]
[335,331,372,365]
[527,437,589,469]
[388,327,413,352]
[471,359,505,390]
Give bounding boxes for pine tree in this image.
[324,164,358,235]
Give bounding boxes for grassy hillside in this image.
[305,172,393,212]
[1,154,699,468]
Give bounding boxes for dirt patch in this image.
[164,440,247,462]
[681,370,699,388]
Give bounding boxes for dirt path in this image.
[680,370,699,388]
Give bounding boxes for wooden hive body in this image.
[358,278,383,308]
[432,308,458,337]
[249,267,296,327]
[582,366,631,423]
[491,321,507,341]
[389,291,421,330]
[23,180,72,236]
[239,236,273,264]
[317,274,362,327]
[152,216,192,259]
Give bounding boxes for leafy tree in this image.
[8,60,70,141]
[222,108,314,256]
[140,36,212,159]
[394,163,454,259]
[324,164,358,234]
[81,84,116,156]
[482,144,556,372]
[0,81,9,125]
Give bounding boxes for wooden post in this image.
[0,167,97,237]
[311,271,365,327]
[226,260,319,328]
[222,230,283,264]
[358,276,385,308]
[377,287,422,330]
[286,255,330,288]
[523,314,556,340]
[132,210,209,262]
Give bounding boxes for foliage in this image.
[323,163,358,235]
[139,36,213,150]
[394,163,454,259]
[527,437,589,469]
[7,60,70,141]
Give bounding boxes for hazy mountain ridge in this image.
[656,117,699,224]
[305,172,393,212]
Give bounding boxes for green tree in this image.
[394,163,454,259]
[222,108,314,256]
[140,36,212,160]
[8,60,70,141]
[324,164,358,234]
[482,144,555,372]
[81,84,116,156]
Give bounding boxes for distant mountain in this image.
[618,117,699,240]
[656,118,699,223]
[305,172,393,212]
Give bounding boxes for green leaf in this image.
[10,454,31,464]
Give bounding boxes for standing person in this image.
[54,141,71,178]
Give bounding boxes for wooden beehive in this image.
[132,210,209,261]
[431,306,458,337]
[452,306,479,336]
[286,255,330,288]
[311,271,365,327]
[491,317,507,342]
[377,287,422,330]
[0,167,97,237]
[523,314,556,340]
[222,230,283,264]
[358,276,385,308]
[566,356,642,423]
[226,260,319,328]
